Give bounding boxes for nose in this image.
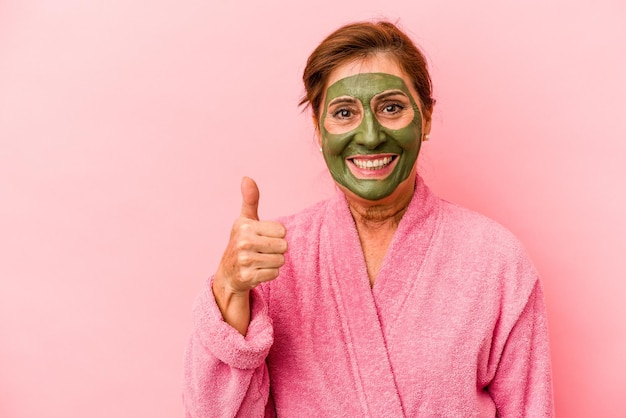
[354,110,386,149]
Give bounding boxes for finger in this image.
[255,220,287,238]
[240,176,260,221]
[232,222,285,251]
[237,249,285,269]
[237,258,283,285]
[255,253,286,269]
[251,268,282,284]
[255,236,288,255]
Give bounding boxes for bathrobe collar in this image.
[320,174,441,416]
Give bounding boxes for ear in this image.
[421,105,433,135]
[313,115,322,148]
[424,116,432,136]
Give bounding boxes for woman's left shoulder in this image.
[432,199,541,300]
[437,199,527,253]
[434,199,539,282]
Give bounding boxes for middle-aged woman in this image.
[183,20,554,417]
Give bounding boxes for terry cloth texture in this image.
[183,175,554,417]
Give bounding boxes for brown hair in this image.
[300,20,435,125]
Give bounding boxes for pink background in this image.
[1,0,625,417]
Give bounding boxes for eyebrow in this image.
[373,90,409,101]
[328,97,359,106]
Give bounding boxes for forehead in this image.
[322,54,419,108]
[325,73,411,102]
[325,54,408,87]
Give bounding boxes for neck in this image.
[348,194,411,228]
[344,176,416,229]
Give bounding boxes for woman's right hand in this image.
[212,176,287,335]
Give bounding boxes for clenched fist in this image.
[212,177,287,335]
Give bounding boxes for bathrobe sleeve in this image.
[488,278,554,417]
[182,276,274,418]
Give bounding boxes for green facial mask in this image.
[320,73,423,201]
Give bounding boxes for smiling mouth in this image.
[349,155,397,170]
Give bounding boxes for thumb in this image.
[240,176,260,220]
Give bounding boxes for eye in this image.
[332,108,355,119]
[381,103,404,114]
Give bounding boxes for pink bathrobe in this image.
[183,176,553,417]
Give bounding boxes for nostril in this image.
[355,130,386,148]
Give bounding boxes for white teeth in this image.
[352,156,393,170]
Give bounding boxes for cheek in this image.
[389,125,421,150]
[322,129,352,155]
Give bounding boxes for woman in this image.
[183,21,553,417]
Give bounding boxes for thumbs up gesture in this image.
[214,176,288,296]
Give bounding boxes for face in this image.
[319,55,430,202]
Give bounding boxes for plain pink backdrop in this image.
[1,0,625,417]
